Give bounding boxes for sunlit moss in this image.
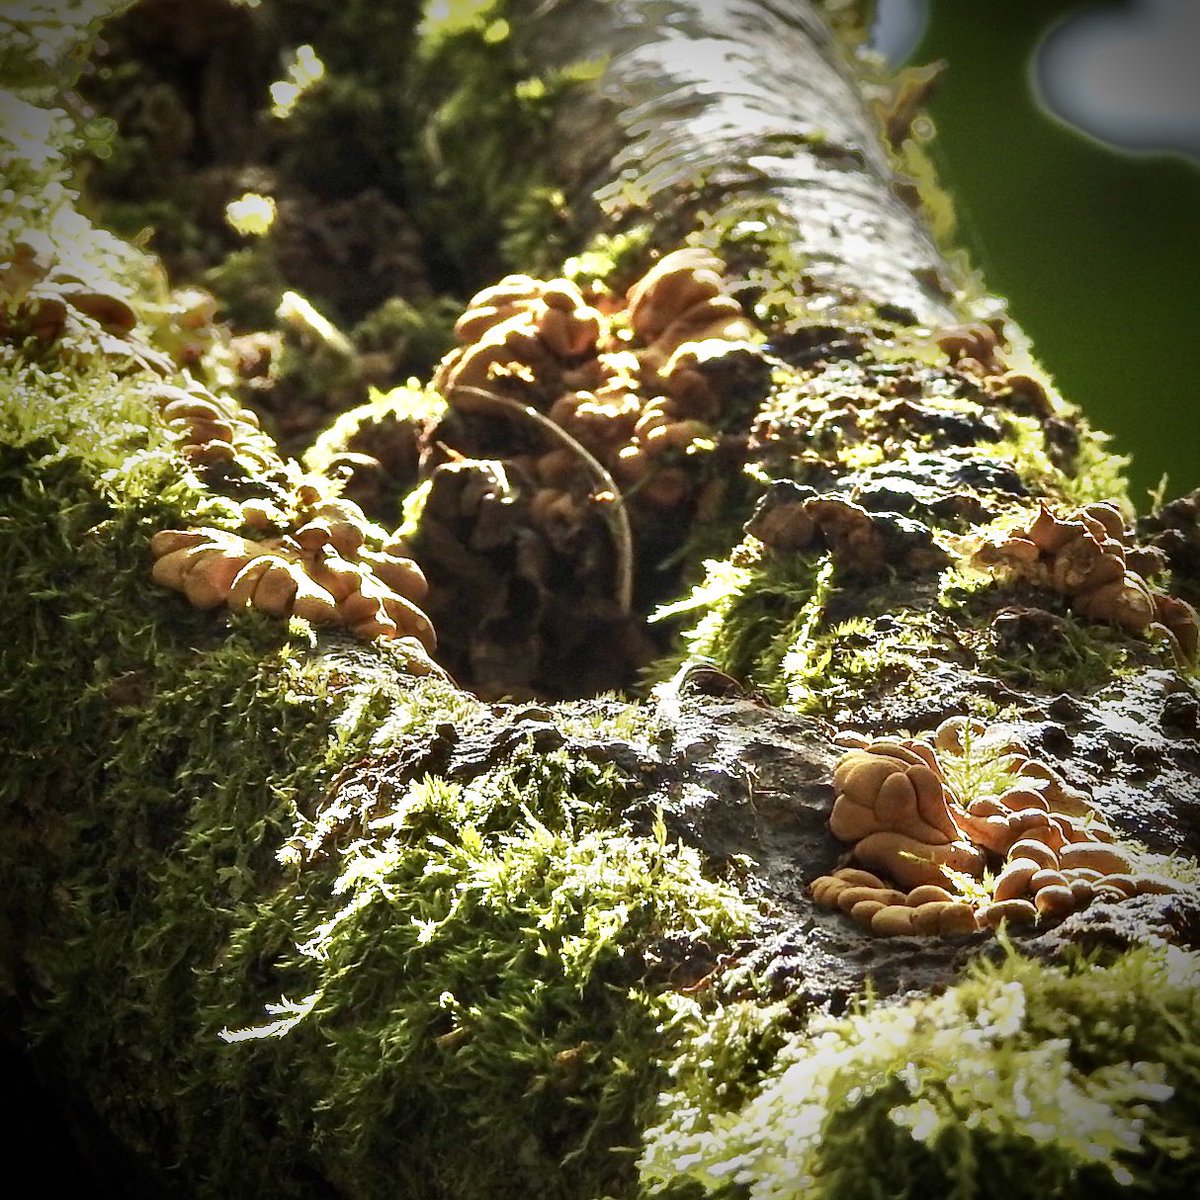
[641,945,1200,1199]
[778,607,947,715]
[1064,424,1133,513]
[562,225,655,291]
[983,412,1132,516]
[1,348,756,1197]
[651,541,834,691]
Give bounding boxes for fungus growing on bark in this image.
[149,382,277,473]
[747,481,949,577]
[624,247,753,367]
[935,320,1007,377]
[811,717,1177,936]
[991,370,1056,420]
[434,275,604,403]
[0,240,137,341]
[430,248,763,534]
[149,490,439,670]
[976,502,1200,663]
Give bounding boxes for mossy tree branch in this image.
[2,2,1199,1198]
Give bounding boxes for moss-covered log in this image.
[2,1,1199,1197]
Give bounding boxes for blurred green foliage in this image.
[916,0,1200,504]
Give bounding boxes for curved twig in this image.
[446,383,634,614]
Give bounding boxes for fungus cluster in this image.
[149,382,280,475]
[150,488,439,670]
[976,502,1199,663]
[432,248,759,519]
[746,480,948,578]
[0,238,150,360]
[810,716,1178,937]
[935,320,1008,378]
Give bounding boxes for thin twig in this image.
[447,384,634,614]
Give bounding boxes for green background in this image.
[914,0,1200,505]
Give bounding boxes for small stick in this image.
[446,384,634,614]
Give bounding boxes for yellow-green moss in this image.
[650,540,834,693]
[641,945,1200,1199]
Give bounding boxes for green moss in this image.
[562,225,655,292]
[650,541,834,691]
[980,412,1132,516]
[240,771,754,1199]
[933,551,1148,696]
[351,293,461,378]
[641,945,1200,1199]
[689,197,814,329]
[651,540,969,717]
[203,243,288,331]
[1,344,754,1199]
[980,606,1135,694]
[1063,424,1133,512]
[405,0,605,284]
[778,606,952,716]
[987,413,1071,494]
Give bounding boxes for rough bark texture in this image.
[503,0,954,323]
[2,2,1199,1198]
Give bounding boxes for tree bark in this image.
[2,2,1199,1198]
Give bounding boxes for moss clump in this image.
[651,541,963,716]
[0,357,453,1184]
[640,945,1200,1199]
[986,412,1132,516]
[1063,425,1134,511]
[936,556,1147,696]
[405,0,607,286]
[980,606,1136,694]
[1,348,755,1199]
[562,225,655,293]
[202,242,289,330]
[244,766,754,1200]
[776,607,954,716]
[650,540,834,692]
[351,293,462,379]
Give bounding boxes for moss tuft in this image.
[641,945,1200,1199]
[650,540,834,693]
[1,333,755,1199]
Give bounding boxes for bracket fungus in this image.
[150,489,440,673]
[0,238,172,371]
[811,717,1179,937]
[0,240,137,342]
[976,502,1199,664]
[434,274,604,404]
[747,481,949,578]
[432,248,762,521]
[149,382,281,475]
[624,247,754,368]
